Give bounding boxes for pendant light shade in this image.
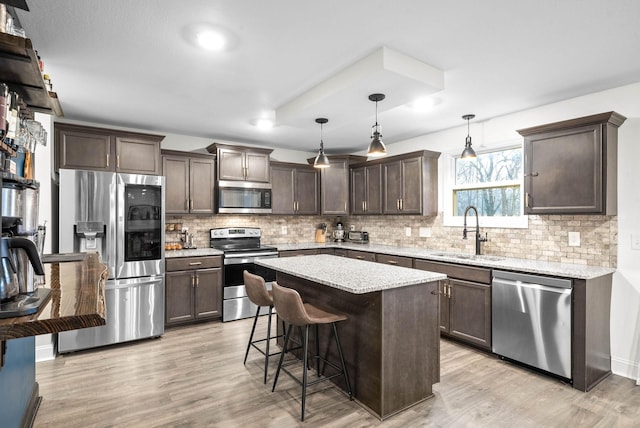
[367,93,387,157]
[313,118,331,168]
[460,114,477,159]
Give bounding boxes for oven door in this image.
[222,254,277,322]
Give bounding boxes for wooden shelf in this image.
[0,32,64,117]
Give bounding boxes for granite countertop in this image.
[256,254,446,294]
[164,248,224,258]
[272,242,615,280]
[0,252,107,340]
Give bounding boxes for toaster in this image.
[348,231,369,243]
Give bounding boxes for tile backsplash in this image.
[167,213,616,268]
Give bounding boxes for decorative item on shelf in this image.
[460,114,477,159]
[367,93,387,157]
[313,117,330,168]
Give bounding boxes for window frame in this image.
[443,143,528,229]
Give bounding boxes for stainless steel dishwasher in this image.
[492,270,572,379]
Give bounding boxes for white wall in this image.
[387,82,640,380]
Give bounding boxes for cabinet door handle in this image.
[117,155,120,169]
[189,262,202,266]
[192,274,196,288]
[400,199,403,211]
[524,172,539,177]
[525,192,531,208]
[396,199,400,210]
[195,274,199,287]
[190,199,194,211]
[106,153,109,168]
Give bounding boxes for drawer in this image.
[347,250,376,262]
[375,253,413,268]
[166,256,222,271]
[334,248,348,257]
[279,249,319,257]
[414,259,491,284]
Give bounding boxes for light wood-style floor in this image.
[34,317,640,427]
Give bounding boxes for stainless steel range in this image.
[210,227,278,322]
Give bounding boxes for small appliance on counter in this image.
[348,231,369,244]
[332,219,345,242]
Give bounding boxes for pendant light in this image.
[313,118,331,168]
[460,114,477,159]
[367,93,387,157]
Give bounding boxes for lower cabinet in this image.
[165,256,222,326]
[279,249,319,257]
[375,253,413,268]
[414,259,492,350]
[346,249,376,262]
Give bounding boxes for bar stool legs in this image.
[243,305,284,384]
[272,321,353,421]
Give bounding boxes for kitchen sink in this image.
[430,252,504,262]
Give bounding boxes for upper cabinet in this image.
[0,33,63,117]
[55,123,163,175]
[517,111,626,215]
[207,143,272,183]
[351,163,382,215]
[270,162,318,215]
[162,150,215,215]
[309,155,366,215]
[380,150,440,215]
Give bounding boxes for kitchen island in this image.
[0,252,107,428]
[256,254,446,420]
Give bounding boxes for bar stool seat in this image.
[243,270,285,384]
[271,282,353,421]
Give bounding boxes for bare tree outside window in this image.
[454,148,522,216]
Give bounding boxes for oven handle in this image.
[223,253,279,265]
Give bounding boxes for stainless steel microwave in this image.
[217,181,272,214]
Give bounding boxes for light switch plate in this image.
[568,231,580,247]
[281,226,287,235]
[405,227,412,237]
[419,227,431,238]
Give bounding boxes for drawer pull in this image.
[388,260,398,265]
[189,262,203,266]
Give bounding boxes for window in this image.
[445,146,527,228]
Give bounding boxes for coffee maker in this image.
[0,175,47,317]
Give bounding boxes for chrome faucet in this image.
[463,205,488,255]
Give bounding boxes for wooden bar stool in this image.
[243,270,285,384]
[271,282,353,421]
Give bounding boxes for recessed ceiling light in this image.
[410,96,441,112]
[196,30,226,51]
[254,119,274,130]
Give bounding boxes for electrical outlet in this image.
[350,224,356,231]
[568,231,580,247]
[405,227,411,237]
[281,226,287,235]
[632,233,640,250]
[419,227,431,238]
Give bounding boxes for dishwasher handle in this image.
[492,277,572,295]
[493,270,572,290]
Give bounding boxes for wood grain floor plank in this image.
[34,317,639,427]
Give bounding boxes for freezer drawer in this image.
[58,276,164,353]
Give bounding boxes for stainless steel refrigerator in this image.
[57,169,165,353]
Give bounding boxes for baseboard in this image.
[35,341,55,362]
[611,355,639,381]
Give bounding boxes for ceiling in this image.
[15,0,640,155]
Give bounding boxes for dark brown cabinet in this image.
[375,253,413,268]
[414,259,492,350]
[346,249,376,262]
[55,123,163,175]
[270,162,318,214]
[208,143,272,183]
[517,111,626,215]
[311,155,366,215]
[382,151,439,215]
[351,163,382,215]
[279,249,319,257]
[165,256,222,326]
[162,150,215,214]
